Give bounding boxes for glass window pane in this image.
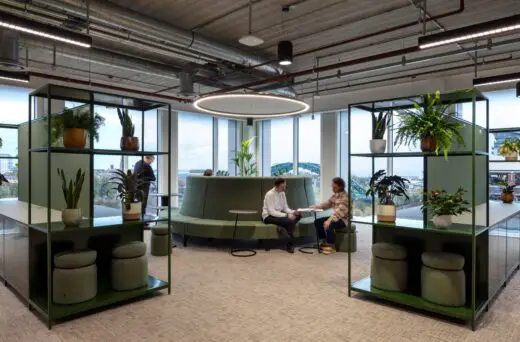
[0,85,31,124]
[298,114,321,200]
[218,118,230,174]
[270,118,293,176]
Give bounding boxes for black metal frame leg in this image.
[231,213,256,257]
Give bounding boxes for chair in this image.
[53,250,97,304]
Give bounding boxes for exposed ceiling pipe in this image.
[0,28,21,70]
[198,0,465,82]
[205,46,420,95]
[27,0,284,75]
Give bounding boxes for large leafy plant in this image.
[117,108,135,137]
[499,137,519,156]
[394,91,464,159]
[497,177,515,194]
[57,168,86,209]
[109,169,144,210]
[232,137,257,176]
[366,169,409,205]
[0,137,2,149]
[50,106,105,145]
[422,187,470,216]
[372,111,391,139]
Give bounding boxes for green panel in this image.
[284,177,307,210]
[304,177,316,205]
[180,176,207,217]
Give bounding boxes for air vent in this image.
[179,63,199,97]
[0,29,24,70]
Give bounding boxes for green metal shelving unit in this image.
[347,89,520,330]
[24,84,172,328]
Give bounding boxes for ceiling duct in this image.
[179,63,199,97]
[0,28,23,70]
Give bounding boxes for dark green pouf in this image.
[370,242,408,291]
[151,225,171,256]
[421,252,466,307]
[53,250,97,304]
[335,224,357,252]
[111,241,148,291]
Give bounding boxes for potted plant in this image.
[422,187,470,228]
[109,169,144,221]
[51,106,105,148]
[370,111,391,153]
[117,108,139,151]
[0,137,2,149]
[57,168,86,226]
[366,169,409,222]
[232,137,257,176]
[394,91,465,159]
[499,137,519,161]
[497,178,515,203]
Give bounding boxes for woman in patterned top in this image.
[312,177,350,253]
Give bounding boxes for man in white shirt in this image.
[262,178,301,253]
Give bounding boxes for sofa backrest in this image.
[180,176,316,220]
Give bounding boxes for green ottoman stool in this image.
[335,224,357,252]
[151,225,171,256]
[421,252,466,307]
[53,250,97,304]
[111,241,148,291]
[371,242,407,291]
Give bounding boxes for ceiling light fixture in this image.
[0,70,29,83]
[473,72,520,87]
[278,40,293,66]
[0,11,92,48]
[193,93,309,119]
[419,14,520,49]
[238,0,264,47]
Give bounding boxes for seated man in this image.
[312,177,350,254]
[262,177,301,253]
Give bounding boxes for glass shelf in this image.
[351,151,488,158]
[29,215,168,234]
[352,216,488,236]
[29,147,168,156]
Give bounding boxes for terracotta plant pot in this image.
[122,202,142,221]
[62,208,81,226]
[502,192,514,203]
[63,128,86,149]
[376,204,396,222]
[120,136,140,151]
[369,139,386,153]
[505,151,518,161]
[433,215,452,228]
[420,135,437,153]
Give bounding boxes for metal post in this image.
[167,104,172,295]
[347,104,352,297]
[471,91,477,331]
[46,86,52,329]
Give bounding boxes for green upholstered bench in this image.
[170,176,321,244]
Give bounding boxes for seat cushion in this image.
[422,252,465,271]
[152,225,170,235]
[54,249,97,269]
[372,242,407,260]
[112,241,147,259]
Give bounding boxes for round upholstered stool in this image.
[421,252,466,307]
[371,242,408,291]
[151,225,171,256]
[111,241,148,291]
[53,250,97,304]
[335,224,357,253]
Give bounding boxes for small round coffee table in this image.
[229,209,258,257]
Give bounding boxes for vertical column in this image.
[261,120,271,176]
[338,111,349,181]
[212,117,218,172]
[228,119,237,176]
[293,116,299,174]
[158,110,178,203]
[321,112,339,201]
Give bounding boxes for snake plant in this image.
[57,168,86,209]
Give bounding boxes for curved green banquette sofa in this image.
[170,176,321,242]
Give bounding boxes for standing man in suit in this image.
[262,178,301,253]
[133,155,156,215]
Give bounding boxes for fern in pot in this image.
[117,108,139,151]
[422,187,470,228]
[58,168,86,226]
[109,169,144,221]
[51,106,105,149]
[366,169,409,222]
[499,137,519,161]
[370,111,391,153]
[394,91,464,159]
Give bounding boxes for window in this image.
[178,112,213,198]
[217,118,238,175]
[298,114,321,200]
[269,118,294,176]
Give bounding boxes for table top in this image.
[229,209,258,215]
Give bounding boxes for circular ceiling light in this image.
[193,93,310,119]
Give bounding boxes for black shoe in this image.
[277,226,290,238]
[286,242,295,254]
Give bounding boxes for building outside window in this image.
[269,117,294,176]
[298,114,321,200]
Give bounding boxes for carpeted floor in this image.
[1,225,520,341]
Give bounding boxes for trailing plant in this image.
[497,178,515,194]
[372,111,391,139]
[499,137,520,156]
[57,168,86,209]
[117,108,135,137]
[109,169,144,210]
[366,169,409,205]
[422,187,471,217]
[50,106,105,145]
[232,137,257,176]
[394,91,465,159]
